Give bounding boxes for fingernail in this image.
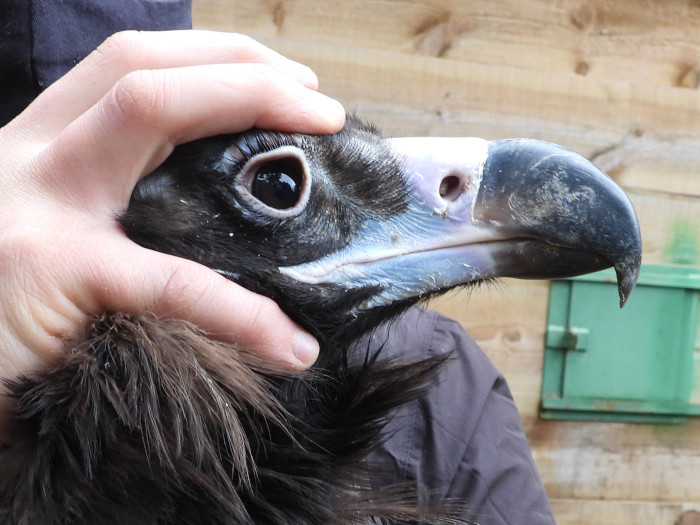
[292,330,319,368]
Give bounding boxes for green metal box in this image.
[540,264,700,423]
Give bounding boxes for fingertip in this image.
[321,96,346,132]
[290,329,320,369]
[302,92,346,133]
[262,87,345,135]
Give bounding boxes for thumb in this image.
[90,244,320,371]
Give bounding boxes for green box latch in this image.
[545,326,590,352]
[540,264,700,424]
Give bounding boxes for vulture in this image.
[0,117,641,524]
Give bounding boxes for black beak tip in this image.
[480,139,643,308]
[615,252,642,308]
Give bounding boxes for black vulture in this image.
[0,117,641,524]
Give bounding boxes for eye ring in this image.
[234,146,311,217]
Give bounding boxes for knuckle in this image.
[247,296,282,332]
[157,264,198,312]
[154,262,225,323]
[240,297,289,350]
[103,69,169,128]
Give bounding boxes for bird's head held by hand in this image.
[123,116,642,348]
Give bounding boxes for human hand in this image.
[0,30,345,430]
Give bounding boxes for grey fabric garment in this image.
[360,306,556,525]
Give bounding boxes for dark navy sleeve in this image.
[363,307,556,525]
[0,0,192,126]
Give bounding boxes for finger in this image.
[85,236,319,370]
[16,30,321,140]
[38,63,345,206]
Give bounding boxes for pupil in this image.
[251,158,303,210]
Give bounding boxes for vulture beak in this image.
[281,137,642,310]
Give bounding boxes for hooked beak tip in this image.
[615,255,642,308]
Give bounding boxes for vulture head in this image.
[125,117,640,352]
[0,116,641,525]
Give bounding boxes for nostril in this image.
[439,174,462,202]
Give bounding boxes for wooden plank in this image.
[193,0,700,89]
[529,416,700,501]
[204,34,700,139]
[630,190,700,266]
[550,498,699,525]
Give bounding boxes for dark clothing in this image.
[365,307,555,524]
[0,2,556,523]
[0,0,192,126]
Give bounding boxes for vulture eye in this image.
[251,158,304,210]
[234,145,311,217]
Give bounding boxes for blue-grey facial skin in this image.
[280,137,641,311]
[279,137,496,311]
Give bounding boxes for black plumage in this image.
[0,117,641,524]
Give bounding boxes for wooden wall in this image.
[193,1,700,523]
